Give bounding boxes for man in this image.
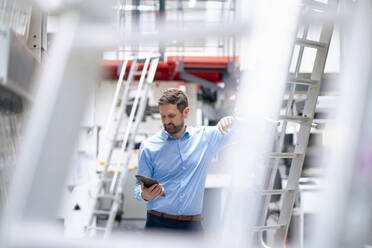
[135,88,233,232]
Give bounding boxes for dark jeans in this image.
[145,212,204,233]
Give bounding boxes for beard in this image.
[164,121,185,135]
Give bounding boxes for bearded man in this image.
[135,88,232,233]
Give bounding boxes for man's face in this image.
[159,104,189,136]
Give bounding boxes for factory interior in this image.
[0,0,372,247]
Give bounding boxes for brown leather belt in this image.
[148,210,203,222]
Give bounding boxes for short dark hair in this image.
[158,88,189,113]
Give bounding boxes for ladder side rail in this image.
[264,24,310,193]
[109,57,151,194]
[98,59,128,171]
[278,6,311,152]
[287,22,334,190]
[101,59,128,146]
[99,59,138,183]
[279,23,310,150]
[114,58,159,193]
[102,194,121,239]
[273,126,311,247]
[126,57,159,152]
[103,58,159,238]
[257,20,310,233]
[103,83,150,238]
[273,21,334,247]
[87,60,138,231]
[119,57,160,174]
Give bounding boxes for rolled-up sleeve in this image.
[134,143,153,204]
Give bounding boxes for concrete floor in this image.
[97,219,146,236]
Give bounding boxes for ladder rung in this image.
[133,71,147,76]
[96,194,119,201]
[279,115,312,123]
[292,207,302,215]
[93,210,111,215]
[253,224,286,231]
[100,178,112,182]
[98,162,122,168]
[269,152,304,159]
[296,38,327,49]
[98,166,124,174]
[87,226,106,231]
[108,168,124,173]
[303,0,332,10]
[262,189,296,195]
[288,76,320,86]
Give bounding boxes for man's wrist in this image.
[141,192,149,201]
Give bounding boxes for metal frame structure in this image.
[2,0,366,248]
[0,25,38,101]
[0,7,104,247]
[26,4,48,63]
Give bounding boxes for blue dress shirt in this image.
[135,126,227,216]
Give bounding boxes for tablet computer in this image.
[135,174,159,188]
[135,175,165,196]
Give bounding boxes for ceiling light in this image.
[188,0,197,8]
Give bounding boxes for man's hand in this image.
[140,181,165,201]
[217,116,233,135]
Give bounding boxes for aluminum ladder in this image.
[254,1,337,247]
[87,56,159,238]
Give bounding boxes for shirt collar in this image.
[161,125,194,140]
